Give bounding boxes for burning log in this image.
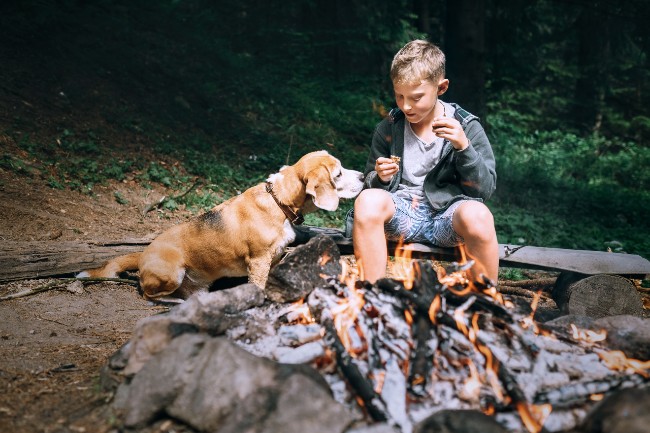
[408,302,435,397]
[534,374,647,408]
[322,317,389,422]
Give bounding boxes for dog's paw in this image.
[75,271,91,279]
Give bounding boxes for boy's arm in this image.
[363,124,398,190]
[454,121,497,200]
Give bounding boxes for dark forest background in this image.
[1,0,649,258]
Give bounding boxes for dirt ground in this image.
[0,167,193,433]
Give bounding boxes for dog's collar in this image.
[265,182,304,225]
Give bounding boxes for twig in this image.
[36,315,70,327]
[0,277,138,302]
[0,281,69,301]
[498,278,557,289]
[498,286,540,298]
[142,177,202,215]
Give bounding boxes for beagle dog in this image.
[77,151,363,299]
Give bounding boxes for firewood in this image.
[499,277,557,289]
[322,318,389,422]
[534,374,646,407]
[408,308,435,397]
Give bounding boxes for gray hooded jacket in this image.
[362,103,497,211]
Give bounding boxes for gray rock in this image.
[114,333,356,433]
[580,387,650,433]
[593,315,650,359]
[119,284,264,376]
[413,409,508,433]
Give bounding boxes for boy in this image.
[349,39,498,283]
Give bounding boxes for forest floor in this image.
[0,164,195,433]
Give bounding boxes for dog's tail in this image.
[76,252,142,279]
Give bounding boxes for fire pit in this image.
[104,235,650,433]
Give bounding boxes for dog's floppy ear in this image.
[305,167,339,211]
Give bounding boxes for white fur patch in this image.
[266,172,284,183]
[275,220,296,257]
[75,271,90,278]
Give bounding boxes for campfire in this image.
[271,245,648,433]
[105,235,650,433]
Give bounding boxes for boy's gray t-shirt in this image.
[395,102,456,202]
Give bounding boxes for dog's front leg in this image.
[247,255,273,290]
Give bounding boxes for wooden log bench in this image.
[291,225,650,319]
[1,225,649,318]
[1,226,649,283]
[291,225,650,279]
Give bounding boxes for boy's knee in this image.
[455,201,495,237]
[354,189,392,223]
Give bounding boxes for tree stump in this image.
[552,272,645,318]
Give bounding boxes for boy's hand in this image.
[375,157,399,183]
[432,116,469,151]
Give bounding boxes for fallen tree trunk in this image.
[0,239,151,282]
[552,272,645,318]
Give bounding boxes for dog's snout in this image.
[357,172,364,181]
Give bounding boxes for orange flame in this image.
[319,251,331,266]
[428,294,441,324]
[404,308,414,326]
[516,402,552,433]
[596,349,650,377]
[339,258,360,284]
[285,299,315,324]
[570,324,607,344]
[391,238,417,290]
[331,284,366,353]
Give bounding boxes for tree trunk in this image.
[414,0,432,34]
[573,2,611,133]
[0,240,150,282]
[444,0,486,120]
[552,272,644,318]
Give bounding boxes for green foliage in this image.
[498,268,527,281]
[113,191,129,205]
[304,202,354,229]
[488,106,650,258]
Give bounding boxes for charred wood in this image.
[322,318,389,422]
[408,308,435,397]
[534,374,647,408]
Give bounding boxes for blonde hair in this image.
[390,40,445,84]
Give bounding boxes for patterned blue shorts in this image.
[384,196,465,247]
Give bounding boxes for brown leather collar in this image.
[265,182,304,225]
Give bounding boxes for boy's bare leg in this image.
[452,201,499,283]
[352,189,396,283]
